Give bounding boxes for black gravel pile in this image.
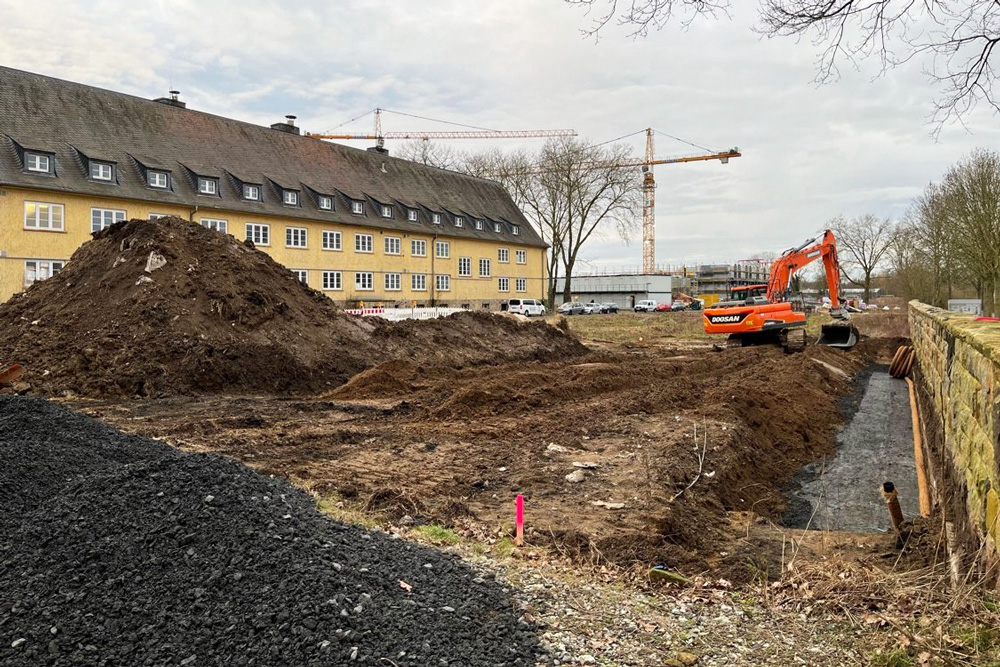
[0,397,536,666]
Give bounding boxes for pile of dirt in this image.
[0,218,584,398]
[0,396,536,666]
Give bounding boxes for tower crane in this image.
[306,108,577,151]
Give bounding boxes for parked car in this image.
[508,298,546,317]
[634,299,658,312]
[558,301,587,316]
[670,301,688,311]
[654,303,672,312]
[602,302,620,314]
[586,302,609,314]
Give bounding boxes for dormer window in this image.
[351,200,364,215]
[455,216,464,228]
[283,190,298,206]
[493,222,502,233]
[243,184,260,201]
[319,196,333,211]
[513,225,520,236]
[148,171,169,189]
[407,209,417,222]
[198,177,218,195]
[25,152,51,173]
[90,162,114,181]
[475,219,484,230]
[432,213,442,225]
[380,204,393,218]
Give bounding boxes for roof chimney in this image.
[153,90,187,109]
[270,115,301,135]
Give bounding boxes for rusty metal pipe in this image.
[905,377,932,517]
[882,481,904,534]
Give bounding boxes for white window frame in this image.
[475,219,484,230]
[499,277,510,292]
[26,153,51,173]
[351,200,365,215]
[355,233,373,253]
[435,274,451,292]
[201,218,228,233]
[149,213,169,220]
[516,278,527,292]
[322,230,342,251]
[384,236,401,255]
[291,269,308,284]
[90,162,113,181]
[516,249,527,264]
[245,222,270,246]
[198,178,218,195]
[148,171,169,189]
[411,239,427,257]
[24,259,64,287]
[512,225,521,236]
[432,212,442,225]
[455,216,464,228]
[286,226,308,248]
[24,202,65,231]
[385,272,401,291]
[411,273,427,291]
[407,209,418,222]
[458,257,472,277]
[435,241,450,259]
[322,270,342,291]
[381,204,393,218]
[493,222,502,233]
[479,258,491,278]
[319,196,333,211]
[243,184,261,201]
[498,248,509,263]
[355,271,374,291]
[91,207,126,232]
[284,190,298,206]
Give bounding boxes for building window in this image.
[91,162,113,181]
[149,213,169,220]
[512,225,520,236]
[24,202,64,231]
[323,270,342,290]
[411,239,427,257]
[455,216,464,228]
[411,273,427,291]
[24,260,64,287]
[202,218,228,233]
[493,222,502,233]
[435,274,450,291]
[322,230,342,251]
[91,208,126,232]
[284,190,298,206]
[407,209,418,222]
[479,258,491,277]
[458,257,472,277]
[435,241,450,259]
[516,278,527,292]
[25,152,51,173]
[198,177,218,195]
[498,248,509,263]
[432,212,442,225]
[499,277,510,292]
[355,234,373,253]
[148,171,169,189]
[385,273,401,291]
[384,237,401,255]
[355,271,374,291]
[291,269,308,284]
[381,204,393,218]
[245,223,270,246]
[319,196,333,211]
[475,219,484,230]
[243,184,260,201]
[351,200,365,215]
[516,249,527,264]
[286,227,307,248]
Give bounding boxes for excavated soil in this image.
[0,217,584,398]
[85,340,878,580]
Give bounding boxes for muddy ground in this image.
[79,326,904,581]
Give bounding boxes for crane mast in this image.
[642,129,656,274]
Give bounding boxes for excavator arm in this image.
[767,230,847,317]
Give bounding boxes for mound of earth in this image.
[0,396,536,666]
[0,217,584,398]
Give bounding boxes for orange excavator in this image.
[702,229,858,352]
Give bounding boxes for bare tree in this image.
[394,140,462,171]
[831,214,896,302]
[565,1,1000,124]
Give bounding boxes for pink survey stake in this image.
[515,494,524,546]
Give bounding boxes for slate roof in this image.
[0,66,545,247]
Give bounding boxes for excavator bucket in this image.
[818,323,859,349]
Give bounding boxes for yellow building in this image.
[0,67,547,307]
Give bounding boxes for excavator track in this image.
[780,327,807,353]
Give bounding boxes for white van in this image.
[508,298,546,317]
[634,299,658,312]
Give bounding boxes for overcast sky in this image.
[3,0,998,271]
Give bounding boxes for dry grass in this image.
[562,311,710,346]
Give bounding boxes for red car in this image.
[654,303,672,312]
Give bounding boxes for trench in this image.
[782,363,920,531]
